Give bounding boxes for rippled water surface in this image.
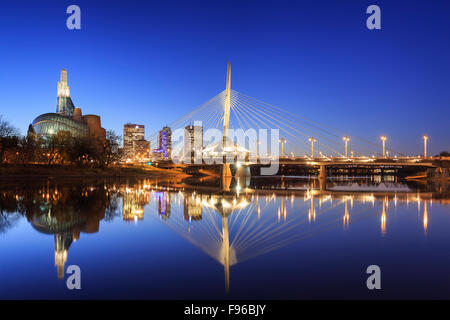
[0,176,449,299]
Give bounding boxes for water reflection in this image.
[0,177,449,295]
[1,184,111,279]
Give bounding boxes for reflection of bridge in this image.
[142,179,441,293]
[2,179,444,290]
[148,62,440,185]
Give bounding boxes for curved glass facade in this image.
[32,113,88,138]
[56,96,75,116]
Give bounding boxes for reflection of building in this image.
[54,232,74,280]
[28,185,107,279]
[122,187,149,222]
[156,192,171,219]
[123,124,150,161]
[184,194,202,221]
[30,69,106,143]
[184,124,203,161]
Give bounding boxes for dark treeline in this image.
[0,115,121,167]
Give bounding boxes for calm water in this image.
[1,176,449,299]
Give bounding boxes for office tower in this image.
[123,123,150,161]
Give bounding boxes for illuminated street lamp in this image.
[342,136,350,158]
[308,137,316,158]
[423,135,428,159]
[279,138,287,157]
[257,140,261,160]
[380,135,387,158]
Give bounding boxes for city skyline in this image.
[0,0,449,156]
[2,0,450,304]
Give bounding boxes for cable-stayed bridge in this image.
[147,62,436,184]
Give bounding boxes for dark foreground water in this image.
[0,176,449,299]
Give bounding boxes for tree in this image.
[40,131,75,165]
[67,135,101,167]
[439,151,450,157]
[16,134,41,164]
[0,116,20,164]
[104,130,122,167]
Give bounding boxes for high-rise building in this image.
[30,69,106,144]
[184,123,203,162]
[123,124,150,161]
[158,126,172,159]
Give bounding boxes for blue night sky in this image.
[0,0,449,155]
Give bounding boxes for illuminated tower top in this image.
[56,68,75,115]
[57,69,70,98]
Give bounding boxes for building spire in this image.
[57,68,70,98]
[60,68,67,83]
[56,68,75,115]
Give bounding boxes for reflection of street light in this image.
[342,136,350,158]
[308,137,316,158]
[423,135,428,158]
[380,135,387,158]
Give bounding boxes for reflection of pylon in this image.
[308,197,316,222]
[423,200,428,235]
[222,215,230,293]
[381,197,387,235]
[343,199,349,229]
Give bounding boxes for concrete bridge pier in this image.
[319,165,327,191]
[221,164,232,191]
[319,165,327,179]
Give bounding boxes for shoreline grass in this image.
[0,164,189,179]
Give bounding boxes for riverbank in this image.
[0,164,189,179]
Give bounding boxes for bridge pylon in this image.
[221,61,233,189]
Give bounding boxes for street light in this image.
[380,135,387,158]
[342,136,350,158]
[256,139,261,161]
[423,135,428,159]
[279,138,286,158]
[308,137,316,158]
